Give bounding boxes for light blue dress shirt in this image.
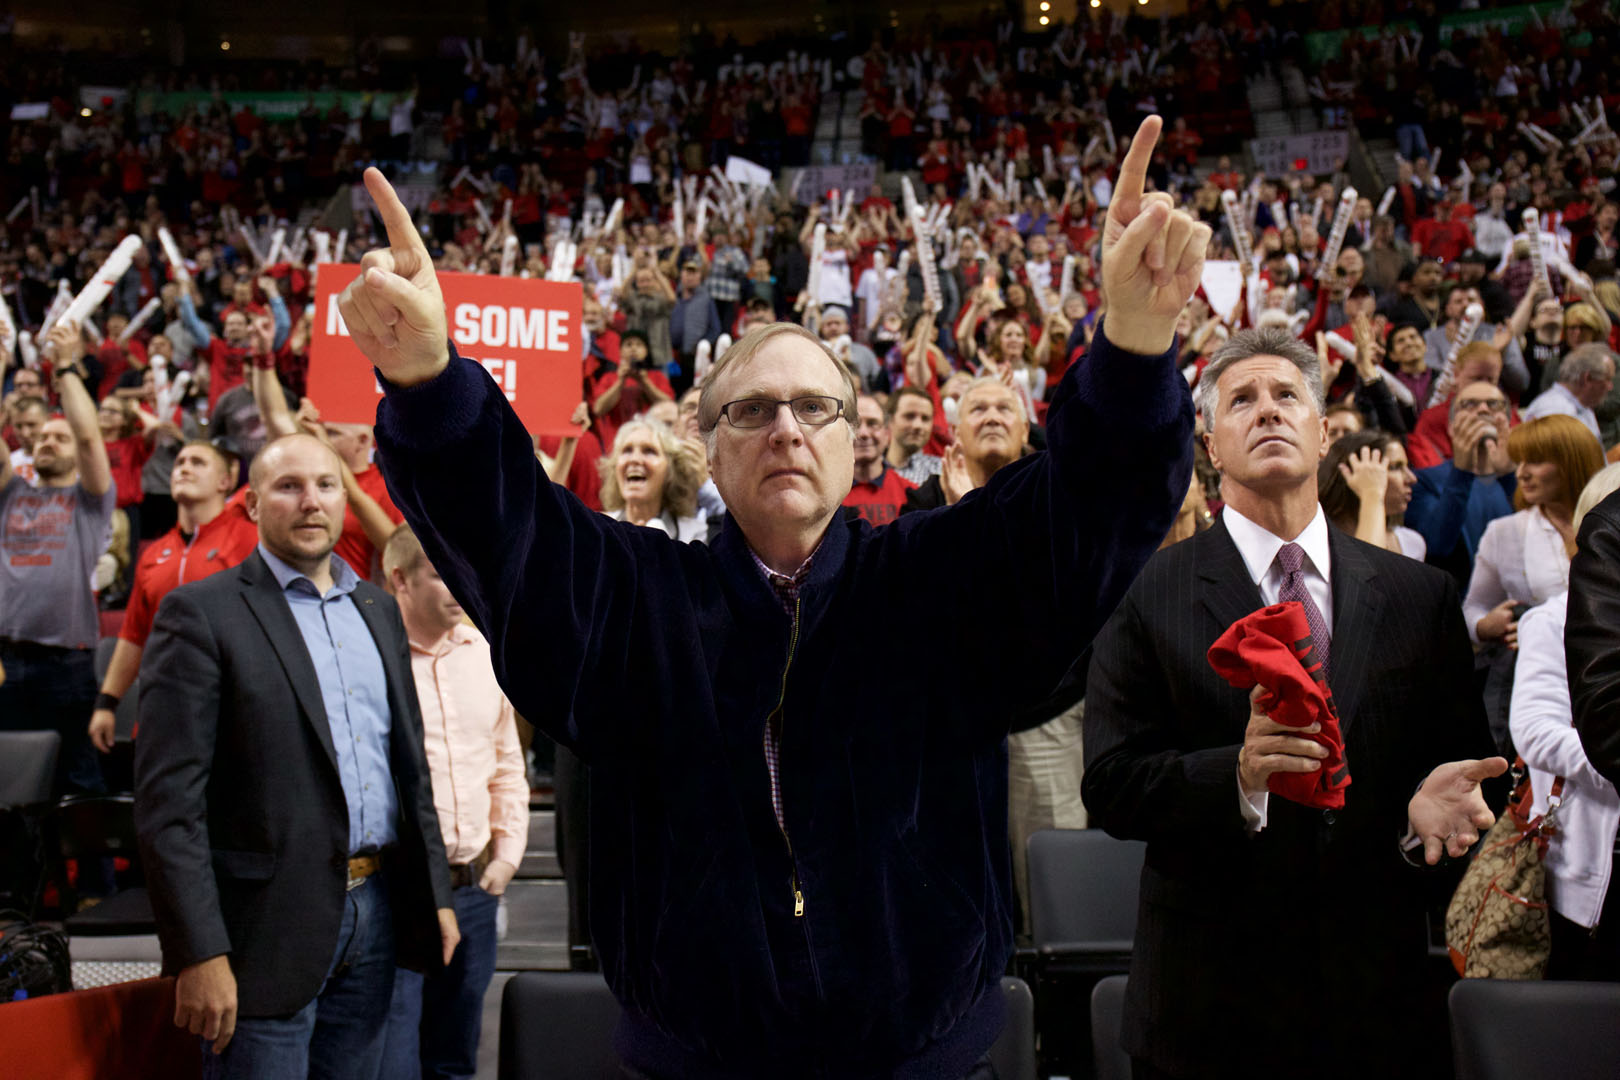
[259,544,398,853]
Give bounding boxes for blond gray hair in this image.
[1195,327,1325,422]
[599,417,705,519]
[697,322,859,457]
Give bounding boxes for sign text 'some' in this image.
[309,265,584,438]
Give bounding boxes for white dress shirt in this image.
[1521,380,1601,443]
[1221,505,1334,831]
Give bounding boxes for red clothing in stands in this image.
[1207,602,1351,809]
[120,489,259,649]
[105,434,153,508]
[1408,398,1519,469]
[1412,218,1474,264]
[199,337,257,413]
[334,464,405,578]
[842,466,916,527]
[587,369,675,453]
[537,429,606,511]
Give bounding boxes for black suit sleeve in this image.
[1081,589,1250,842]
[1568,496,1620,786]
[133,589,232,971]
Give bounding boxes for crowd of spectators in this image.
[4,0,1620,1032]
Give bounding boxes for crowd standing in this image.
[3,2,1620,1076]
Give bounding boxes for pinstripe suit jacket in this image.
[1082,514,1496,1078]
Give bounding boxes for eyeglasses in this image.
[715,396,845,430]
[1457,397,1509,415]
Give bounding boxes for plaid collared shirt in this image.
[894,452,943,486]
[706,246,750,303]
[749,546,815,832]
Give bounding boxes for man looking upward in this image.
[340,116,1205,1077]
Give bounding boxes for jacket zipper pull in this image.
[793,883,805,917]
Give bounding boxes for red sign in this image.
[308,264,584,437]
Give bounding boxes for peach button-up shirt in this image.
[410,622,529,869]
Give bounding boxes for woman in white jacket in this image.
[1510,462,1620,980]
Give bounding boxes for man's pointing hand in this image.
[1098,115,1213,357]
[337,167,450,387]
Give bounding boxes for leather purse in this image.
[1444,760,1565,980]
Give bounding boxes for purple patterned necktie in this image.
[1276,542,1331,680]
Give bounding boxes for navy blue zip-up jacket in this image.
[373,324,1194,1078]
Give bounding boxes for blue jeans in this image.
[382,883,500,1079]
[1396,124,1430,164]
[201,872,396,1080]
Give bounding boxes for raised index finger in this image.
[1111,115,1163,224]
[364,167,427,257]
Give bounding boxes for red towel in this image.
[1207,602,1351,809]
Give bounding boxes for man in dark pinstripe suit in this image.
[1083,327,1507,1080]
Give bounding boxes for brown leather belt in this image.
[347,852,381,891]
[448,842,493,890]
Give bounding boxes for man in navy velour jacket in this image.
[339,116,1211,1080]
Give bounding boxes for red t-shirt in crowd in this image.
[120,489,259,649]
[201,337,257,413]
[587,368,675,453]
[105,434,153,509]
[1412,218,1474,264]
[334,464,405,579]
[842,466,916,526]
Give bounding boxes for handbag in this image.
[1444,760,1565,980]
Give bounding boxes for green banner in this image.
[1304,2,1574,65]
[132,90,404,121]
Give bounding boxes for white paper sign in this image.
[1200,260,1246,321]
[724,155,774,189]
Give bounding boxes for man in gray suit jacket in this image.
[1084,327,1507,1080]
[135,432,456,1077]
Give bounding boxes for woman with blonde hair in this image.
[598,415,709,542]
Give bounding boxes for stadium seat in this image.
[988,975,1037,1080]
[1090,974,1131,1080]
[1026,829,1145,972]
[1024,829,1145,1077]
[0,732,62,914]
[497,972,1039,1079]
[53,795,156,937]
[0,731,61,810]
[97,608,125,642]
[498,972,621,1080]
[1449,979,1620,1080]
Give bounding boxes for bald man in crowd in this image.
[135,432,456,1076]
